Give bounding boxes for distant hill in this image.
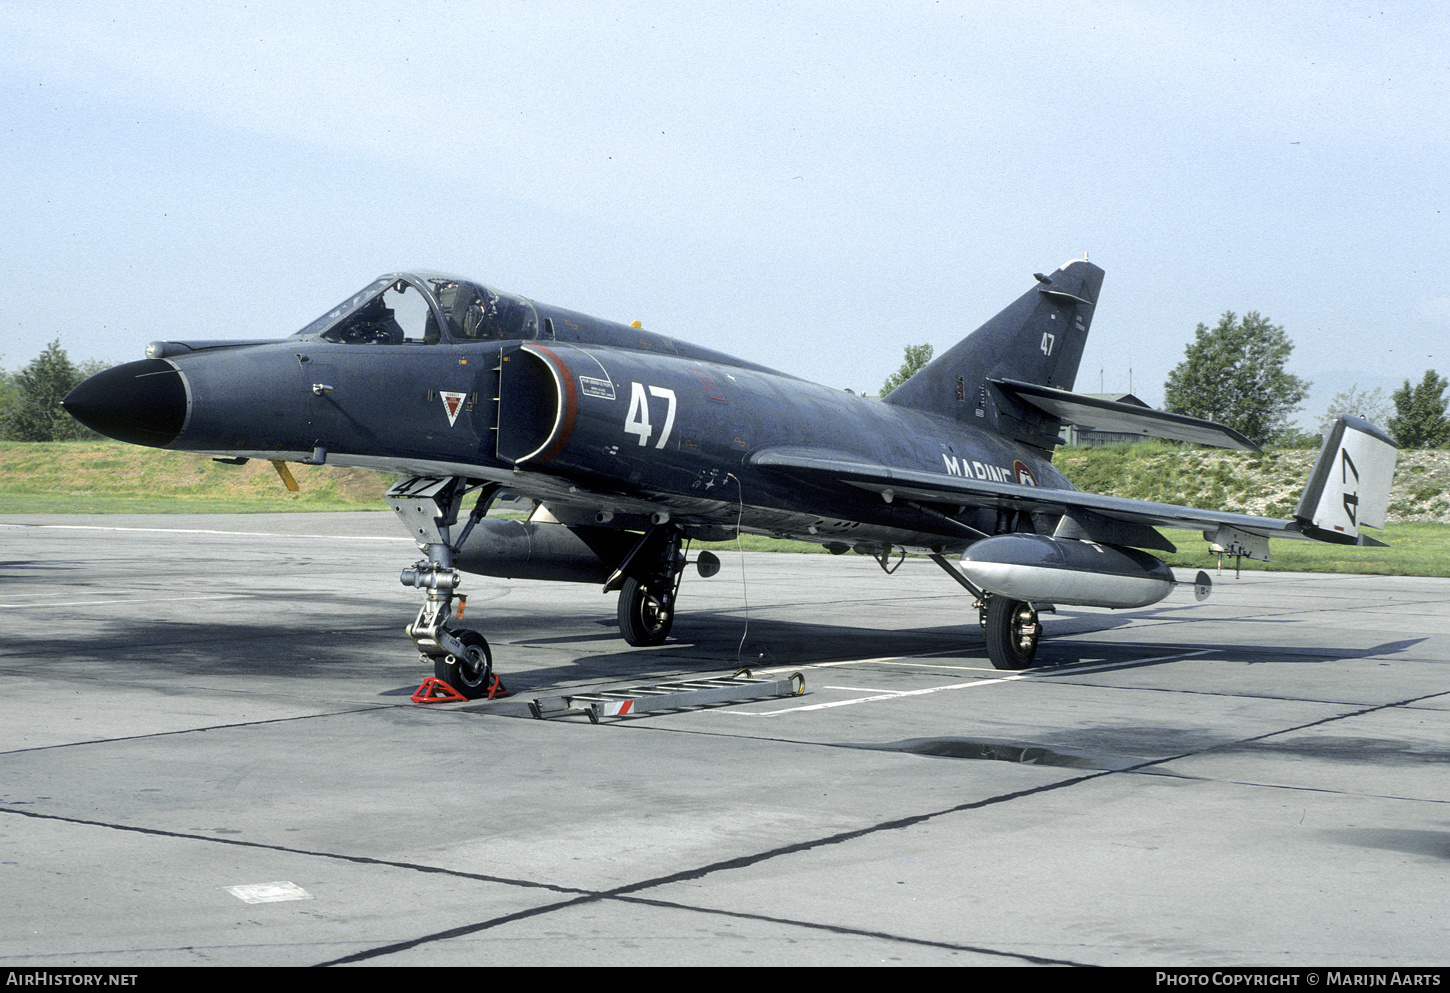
[1055,442,1449,525]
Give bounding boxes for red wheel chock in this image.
[410,676,510,703]
[411,678,467,704]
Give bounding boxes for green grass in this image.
[695,534,831,554]
[4,440,1448,575]
[1159,523,1448,577]
[1054,441,1316,518]
[0,441,392,514]
[0,493,384,514]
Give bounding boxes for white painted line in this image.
[735,651,976,675]
[752,648,1214,680]
[0,590,98,599]
[730,672,1033,715]
[226,881,313,904]
[821,684,911,694]
[0,594,243,609]
[725,649,1216,716]
[1,523,408,541]
[869,661,1000,672]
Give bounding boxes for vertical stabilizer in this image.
[883,259,1105,448]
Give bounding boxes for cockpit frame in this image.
[293,271,541,346]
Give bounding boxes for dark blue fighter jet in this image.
[64,260,1398,697]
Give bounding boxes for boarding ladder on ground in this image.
[528,669,805,723]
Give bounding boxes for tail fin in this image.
[883,259,1104,448]
[1295,416,1399,543]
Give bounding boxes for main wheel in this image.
[434,629,494,699]
[618,575,674,646]
[983,597,1040,670]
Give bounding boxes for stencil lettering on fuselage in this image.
[942,453,1020,483]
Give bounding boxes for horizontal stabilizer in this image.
[1294,416,1398,541]
[991,379,1260,452]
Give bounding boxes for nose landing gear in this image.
[390,476,506,700]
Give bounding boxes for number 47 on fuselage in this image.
[63,260,1398,696]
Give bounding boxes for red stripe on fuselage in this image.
[528,344,579,465]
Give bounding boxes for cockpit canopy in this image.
[293,272,540,345]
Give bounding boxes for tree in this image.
[1388,370,1450,449]
[0,366,17,440]
[879,343,934,397]
[1319,384,1392,436]
[4,340,97,442]
[1162,311,1309,447]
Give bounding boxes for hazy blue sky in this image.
[4,1,1446,428]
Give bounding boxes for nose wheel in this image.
[433,628,496,699]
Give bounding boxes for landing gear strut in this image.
[389,476,504,700]
[980,595,1040,670]
[607,525,684,647]
[930,555,1044,672]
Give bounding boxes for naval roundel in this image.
[1013,461,1037,486]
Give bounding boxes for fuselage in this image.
[64,271,1075,553]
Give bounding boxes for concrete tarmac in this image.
[1,512,1447,967]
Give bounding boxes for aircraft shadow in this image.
[5,589,1427,701]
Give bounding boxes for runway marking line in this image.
[0,593,243,609]
[723,649,1215,716]
[1,523,410,541]
[821,684,911,694]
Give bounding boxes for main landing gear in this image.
[389,476,504,700]
[607,525,688,647]
[618,575,675,646]
[929,554,1044,672]
[979,595,1041,670]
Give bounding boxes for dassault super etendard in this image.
[63,260,1399,696]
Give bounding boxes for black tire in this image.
[434,629,494,699]
[618,575,674,646]
[983,597,1039,670]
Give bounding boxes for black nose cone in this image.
[63,359,187,447]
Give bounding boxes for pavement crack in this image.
[0,774,1104,968]
[5,685,1444,967]
[0,803,593,897]
[0,706,397,756]
[313,769,1110,966]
